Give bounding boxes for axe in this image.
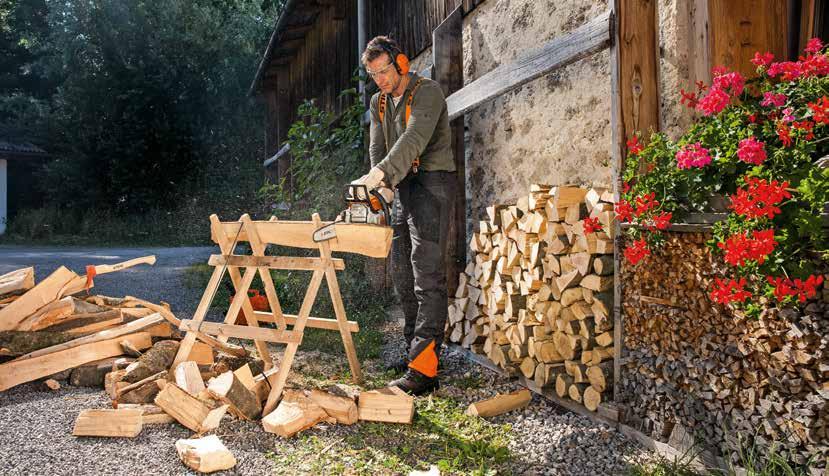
[60,255,157,297]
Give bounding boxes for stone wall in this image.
[459,0,613,239]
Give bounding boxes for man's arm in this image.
[368,94,386,168]
[375,81,444,187]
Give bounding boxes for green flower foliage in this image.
[622,43,829,312]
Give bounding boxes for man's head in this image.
[362,36,407,95]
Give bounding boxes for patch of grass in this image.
[628,453,706,476]
[264,394,515,475]
[727,433,815,476]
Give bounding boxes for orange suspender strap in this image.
[378,92,387,123]
[405,78,424,173]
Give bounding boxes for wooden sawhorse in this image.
[171,213,392,416]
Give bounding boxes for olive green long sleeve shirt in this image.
[368,72,456,187]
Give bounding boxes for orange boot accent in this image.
[408,340,438,378]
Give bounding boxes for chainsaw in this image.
[312,184,393,242]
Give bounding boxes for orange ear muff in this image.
[395,53,410,75]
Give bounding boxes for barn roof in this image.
[249,0,325,95]
[0,126,48,160]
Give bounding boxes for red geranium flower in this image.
[710,278,752,304]
[767,275,824,303]
[777,122,793,147]
[729,177,791,220]
[676,143,712,169]
[751,52,774,68]
[794,120,815,140]
[697,88,731,116]
[627,136,644,155]
[650,211,672,231]
[624,239,650,265]
[808,96,829,124]
[634,192,659,216]
[582,216,603,234]
[736,137,767,165]
[717,229,778,267]
[760,92,787,107]
[615,199,634,223]
[680,89,698,108]
[805,37,824,55]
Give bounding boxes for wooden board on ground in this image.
[72,409,143,437]
[465,389,532,417]
[176,435,237,473]
[117,403,177,425]
[357,386,414,424]
[0,332,152,391]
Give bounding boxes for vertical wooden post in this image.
[609,0,625,405]
[619,0,660,148]
[432,6,466,296]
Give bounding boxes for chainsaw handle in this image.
[369,188,392,226]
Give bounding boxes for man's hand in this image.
[350,167,385,199]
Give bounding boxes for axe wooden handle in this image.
[93,255,156,275]
[60,255,157,297]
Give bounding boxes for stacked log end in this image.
[619,231,829,467]
[447,185,615,411]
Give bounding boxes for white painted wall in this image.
[0,159,6,235]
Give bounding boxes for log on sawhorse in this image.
[171,213,392,417]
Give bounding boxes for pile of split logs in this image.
[0,261,425,473]
[447,185,616,412]
[619,232,829,467]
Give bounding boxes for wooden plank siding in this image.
[261,0,359,165]
[708,0,789,79]
[367,0,464,60]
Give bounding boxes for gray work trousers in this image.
[391,170,457,364]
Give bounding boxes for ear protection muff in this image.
[381,40,410,76]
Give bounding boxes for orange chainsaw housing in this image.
[229,289,270,325]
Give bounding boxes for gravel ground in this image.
[0,245,658,475]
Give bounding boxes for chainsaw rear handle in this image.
[344,184,391,225]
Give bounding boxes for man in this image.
[353,36,456,395]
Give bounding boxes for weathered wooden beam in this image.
[608,0,624,404]
[446,10,612,121]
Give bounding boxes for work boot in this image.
[388,368,439,396]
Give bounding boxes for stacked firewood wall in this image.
[619,231,829,466]
[447,185,616,412]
